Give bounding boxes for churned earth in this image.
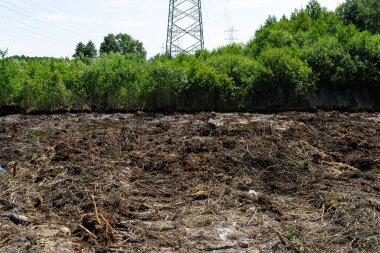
[0,111,379,253]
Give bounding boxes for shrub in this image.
[81,53,142,109]
[19,59,71,111]
[142,61,188,110]
[301,36,357,88]
[255,48,316,94]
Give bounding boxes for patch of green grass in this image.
[32,130,47,137]
[237,122,257,130]
[286,225,303,252]
[288,160,316,172]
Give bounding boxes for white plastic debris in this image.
[0,166,6,174]
[248,190,258,196]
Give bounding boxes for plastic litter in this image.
[9,213,32,226]
[0,166,6,174]
[248,190,258,196]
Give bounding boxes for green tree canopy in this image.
[0,49,8,60]
[306,0,324,20]
[73,41,97,59]
[83,41,97,58]
[337,0,380,33]
[99,33,146,58]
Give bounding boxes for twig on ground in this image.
[79,224,98,239]
[100,211,117,235]
[139,144,163,158]
[91,195,101,224]
[0,235,12,245]
[321,203,325,222]
[269,225,290,247]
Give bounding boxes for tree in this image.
[83,41,97,58]
[99,33,146,58]
[337,0,380,33]
[255,48,316,94]
[302,37,356,88]
[0,49,7,60]
[73,42,85,58]
[265,15,278,26]
[0,49,11,105]
[306,0,324,20]
[99,34,118,55]
[73,41,97,58]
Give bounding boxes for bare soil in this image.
[0,112,379,253]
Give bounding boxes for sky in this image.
[0,0,344,58]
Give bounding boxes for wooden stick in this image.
[0,235,11,245]
[100,211,117,234]
[269,225,290,247]
[79,224,98,239]
[91,195,101,224]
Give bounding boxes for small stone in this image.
[248,190,258,196]
[60,226,71,236]
[238,241,249,248]
[25,234,36,241]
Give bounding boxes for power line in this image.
[0,25,60,46]
[0,15,68,45]
[202,3,216,48]
[0,18,66,46]
[0,0,90,39]
[23,0,101,38]
[0,2,72,43]
[223,0,232,27]
[203,0,222,48]
[27,0,101,36]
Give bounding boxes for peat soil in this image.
[0,112,379,253]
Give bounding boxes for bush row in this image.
[0,1,379,112]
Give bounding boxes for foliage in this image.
[255,48,316,94]
[347,31,380,87]
[17,58,72,111]
[142,61,188,110]
[81,53,143,109]
[100,33,146,59]
[336,0,380,33]
[306,0,324,20]
[0,49,23,106]
[0,49,7,59]
[301,36,356,88]
[73,41,97,59]
[0,0,379,112]
[0,49,11,105]
[286,225,303,251]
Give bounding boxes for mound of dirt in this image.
[0,112,379,252]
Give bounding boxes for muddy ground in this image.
[0,112,379,253]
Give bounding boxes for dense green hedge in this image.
[0,0,379,112]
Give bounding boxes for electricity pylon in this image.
[225,27,238,44]
[166,0,204,56]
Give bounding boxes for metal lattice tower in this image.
[166,0,204,56]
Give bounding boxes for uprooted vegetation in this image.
[0,111,379,252]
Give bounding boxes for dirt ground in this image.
[0,111,379,253]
